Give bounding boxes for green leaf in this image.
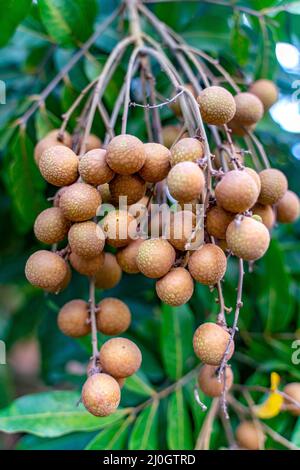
[167,389,193,450]
[292,418,300,447]
[0,0,32,47]
[230,13,250,65]
[35,109,61,140]
[85,416,133,450]
[124,371,155,398]
[129,401,159,450]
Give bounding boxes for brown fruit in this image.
[69,252,104,276]
[59,182,101,221]
[101,210,137,248]
[170,138,204,167]
[98,183,112,204]
[106,134,146,175]
[214,143,243,170]
[57,299,90,337]
[167,162,205,202]
[258,168,288,205]
[94,253,122,289]
[198,365,233,397]
[155,267,194,306]
[244,167,261,193]
[96,298,131,335]
[226,216,270,260]
[283,383,300,416]
[188,243,227,285]
[136,238,175,279]
[161,125,187,148]
[34,207,70,244]
[59,262,72,291]
[25,250,68,293]
[249,79,278,111]
[231,92,264,126]
[276,190,300,223]
[116,238,144,273]
[215,170,259,213]
[227,120,255,136]
[79,149,114,185]
[206,206,234,240]
[236,421,265,450]
[139,143,171,182]
[68,221,105,258]
[110,174,146,206]
[99,338,142,378]
[82,373,120,417]
[39,145,78,186]
[197,86,236,125]
[34,130,72,165]
[252,203,275,229]
[193,322,234,365]
[84,134,102,152]
[168,210,196,251]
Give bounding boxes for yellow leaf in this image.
[254,392,283,419]
[270,372,281,392]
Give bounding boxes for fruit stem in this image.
[88,277,99,366]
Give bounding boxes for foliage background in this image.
[0,0,300,450]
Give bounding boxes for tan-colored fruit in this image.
[25,250,68,293]
[214,143,244,170]
[206,206,234,240]
[249,79,278,111]
[57,299,90,337]
[170,84,195,116]
[283,383,300,416]
[226,216,270,260]
[215,170,259,213]
[69,252,104,276]
[227,120,255,136]
[96,298,131,335]
[156,267,194,306]
[106,134,145,175]
[258,168,288,205]
[197,86,236,125]
[110,174,146,206]
[244,167,261,192]
[98,183,112,204]
[34,207,70,244]
[217,239,228,252]
[167,162,205,202]
[34,130,72,164]
[82,373,120,417]
[94,253,122,289]
[168,210,195,251]
[188,243,227,285]
[161,125,187,148]
[39,145,78,186]
[193,322,234,365]
[116,238,144,273]
[198,365,233,397]
[139,143,171,182]
[68,221,105,258]
[58,262,72,291]
[231,92,264,126]
[79,149,114,185]
[100,337,142,378]
[170,138,204,167]
[252,203,275,229]
[136,238,175,278]
[236,421,265,450]
[101,210,137,248]
[276,190,300,223]
[84,134,102,152]
[59,182,101,221]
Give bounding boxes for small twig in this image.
[88,277,99,367]
[195,398,220,450]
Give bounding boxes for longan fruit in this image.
[276,190,300,223]
[170,138,204,167]
[227,120,255,136]
[231,92,264,126]
[252,203,275,229]
[96,298,131,335]
[82,373,120,417]
[198,365,233,397]
[34,207,70,244]
[68,221,105,258]
[94,253,122,289]
[167,161,205,202]
[188,243,227,285]
[155,267,194,306]
[244,167,261,193]
[99,337,142,378]
[101,210,137,248]
[34,130,72,165]
[98,183,112,204]
[214,143,244,170]
[168,210,196,251]
[79,149,114,185]
[39,145,79,186]
[59,182,101,222]
[197,86,236,125]
[193,322,234,365]
[58,262,72,291]
[139,143,171,182]
[161,125,187,149]
[136,238,175,279]
[57,299,90,338]
[206,206,234,240]
[110,174,146,206]
[116,238,144,274]
[283,383,300,416]
[106,134,146,175]
[236,421,265,450]
[69,252,104,276]
[258,168,288,205]
[226,216,270,260]
[215,170,259,213]
[249,79,278,111]
[25,250,68,293]
[84,134,102,152]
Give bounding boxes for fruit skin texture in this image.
[170,138,204,167]
[96,298,131,335]
[283,383,300,416]
[193,322,234,366]
[94,253,122,289]
[98,183,112,204]
[101,210,137,248]
[231,92,264,126]
[136,238,175,279]
[206,206,234,240]
[106,134,146,175]
[226,216,270,261]
[276,190,300,223]
[34,207,70,244]
[99,337,142,378]
[252,203,275,229]
[228,120,255,136]
[79,149,114,185]
[258,168,288,205]
[167,162,205,202]
[68,221,105,258]
[168,210,196,251]
[59,183,101,222]
[249,79,278,111]
[188,244,227,285]
[84,134,102,152]
[245,167,261,192]
[156,267,194,306]
[215,170,259,213]
[236,421,264,450]
[34,130,72,165]
[161,125,187,148]
[81,373,120,417]
[110,174,146,206]
[198,365,233,397]
[39,145,79,186]
[25,250,68,293]
[116,238,144,273]
[57,299,90,337]
[70,252,104,276]
[197,86,236,125]
[139,143,171,182]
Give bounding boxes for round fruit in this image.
[214,143,244,170]
[170,138,204,167]
[34,130,72,165]
[252,203,275,229]
[58,262,72,291]
[226,216,270,260]
[215,170,259,213]
[69,252,104,276]
[193,322,234,365]
[39,145,78,186]
[136,238,175,278]
[106,134,146,175]
[167,162,205,202]
[155,267,194,306]
[258,168,288,205]
[168,210,195,251]
[188,243,227,285]
[227,120,255,136]
[245,167,261,192]
[99,338,142,378]
[79,149,114,185]
[249,79,278,111]
[276,190,300,223]
[101,210,137,248]
[236,421,264,450]
[84,134,102,152]
[94,253,122,289]
[57,299,90,337]
[231,92,264,126]
[82,373,120,417]
[59,183,101,221]
[110,174,146,206]
[206,206,234,240]
[197,86,236,125]
[68,221,105,258]
[139,143,170,182]
[161,125,186,148]
[96,298,131,335]
[283,383,300,416]
[116,238,144,273]
[25,250,68,293]
[98,183,112,204]
[198,365,233,397]
[34,207,70,244]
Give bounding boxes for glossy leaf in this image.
[85,416,133,450]
[0,0,32,47]
[167,389,193,450]
[129,401,159,450]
